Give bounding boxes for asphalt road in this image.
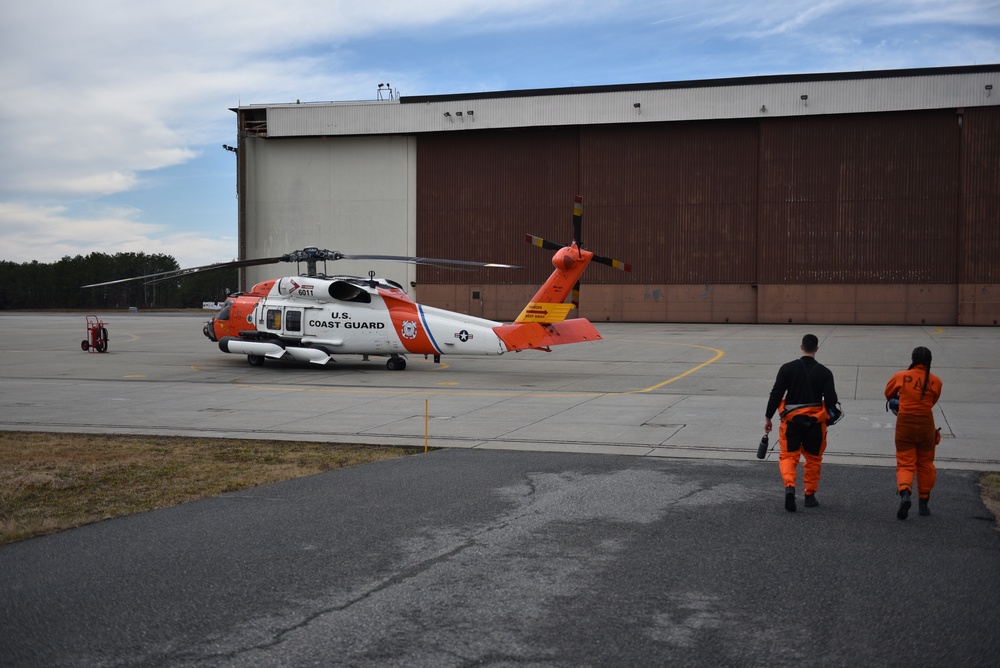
[1,313,998,666]
[2,449,999,667]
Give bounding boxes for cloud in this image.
[0,201,235,269]
[0,1,596,198]
[694,0,1000,34]
[0,0,997,267]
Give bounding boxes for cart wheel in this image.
[81,340,90,351]
[96,328,108,352]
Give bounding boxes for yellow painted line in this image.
[191,362,231,371]
[211,340,725,398]
[123,375,146,379]
[618,341,726,394]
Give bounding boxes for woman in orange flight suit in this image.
[885,346,943,520]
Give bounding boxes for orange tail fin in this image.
[500,244,603,351]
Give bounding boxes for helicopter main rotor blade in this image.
[81,256,286,288]
[337,254,522,269]
[81,247,521,289]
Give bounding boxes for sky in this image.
[1,0,998,270]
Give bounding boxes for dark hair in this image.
[908,346,932,398]
[802,334,819,354]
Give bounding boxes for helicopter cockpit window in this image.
[266,309,281,330]
[217,304,231,320]
[285,310,301,332]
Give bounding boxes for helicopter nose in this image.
[203,320,217,341]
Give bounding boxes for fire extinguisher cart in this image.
[81,315,109,353]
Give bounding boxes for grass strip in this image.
[0,431,417,545]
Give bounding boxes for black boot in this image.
[785,486,796,512]
[804,493,819,508]
[918,498,931,516]
[897,489,911,520]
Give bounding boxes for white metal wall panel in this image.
[260,70,998,138]
[243,135,417,291]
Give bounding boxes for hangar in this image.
[232,64,999,325]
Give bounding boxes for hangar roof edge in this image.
[398,64,1000,104]
[232,64,1000,136]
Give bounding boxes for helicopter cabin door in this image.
[263,306,304,340]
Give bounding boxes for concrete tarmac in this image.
[0,313,997,469]
[1,313,999,666]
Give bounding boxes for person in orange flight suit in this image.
[764,334,840,512]
[885,346,943,520]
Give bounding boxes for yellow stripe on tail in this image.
[514,301,575,324]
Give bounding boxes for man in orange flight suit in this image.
[885,346,943,520]
[764,334,839,512]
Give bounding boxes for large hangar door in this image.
[242,134,417,291]
[415,128,581,322]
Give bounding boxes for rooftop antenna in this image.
[377,83,396,100]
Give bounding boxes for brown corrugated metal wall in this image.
[415,129,579,286]
[960,107,1000,283]
[415,107,999,324]
[580,122,759,285]
[758,111,960,284]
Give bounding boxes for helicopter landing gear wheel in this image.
[386,356,406,371]
[247,354,265,367]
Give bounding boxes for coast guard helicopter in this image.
[83,197,630,370]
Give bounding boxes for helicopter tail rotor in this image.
[525,196,632,312]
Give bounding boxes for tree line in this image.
[0,252,238,310]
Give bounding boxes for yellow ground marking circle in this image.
[616,341,726,394]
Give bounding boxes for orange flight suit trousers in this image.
[778,419,828,495]
[895,413,937,499]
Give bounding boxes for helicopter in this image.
[83,197,631,370]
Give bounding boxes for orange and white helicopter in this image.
[84,197,630,370]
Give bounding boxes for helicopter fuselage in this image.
[201,241,619,371]
[204,274,515,369]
